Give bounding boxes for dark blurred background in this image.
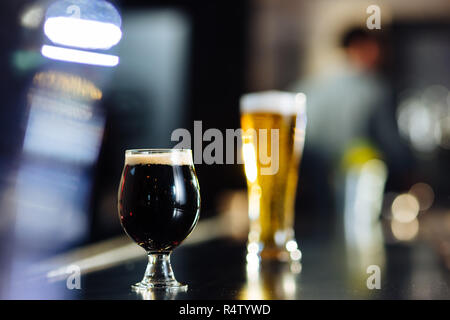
[1,0,450,299]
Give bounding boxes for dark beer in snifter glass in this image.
[118,149,200,290]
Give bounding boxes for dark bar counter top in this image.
[9,213,450,300]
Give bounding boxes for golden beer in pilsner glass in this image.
[240,91,306,262]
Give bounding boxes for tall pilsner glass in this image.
[240,91,306,262]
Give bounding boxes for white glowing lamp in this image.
[44,0,122,50]
[42,0,122,66]
[44,17,122,50]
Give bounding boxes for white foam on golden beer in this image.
[125,151,193,166]
[240,91,306,115]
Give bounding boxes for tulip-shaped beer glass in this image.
[118,149,200,290]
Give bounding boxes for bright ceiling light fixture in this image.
[41,0,122,66]
[42,45,119,67]
[44,17,122,50]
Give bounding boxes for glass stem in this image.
[143,252,176,285]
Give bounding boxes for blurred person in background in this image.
[291,26,410,219]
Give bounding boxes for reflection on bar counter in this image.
[341,142,387,291]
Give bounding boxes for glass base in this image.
[132,252,188,293]
[248,239,302,263]
[132,281,188,291]
[132,281,188,300]
[260,248,292,261]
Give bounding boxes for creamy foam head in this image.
[240,91,306,115]
[125,150,193,166]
